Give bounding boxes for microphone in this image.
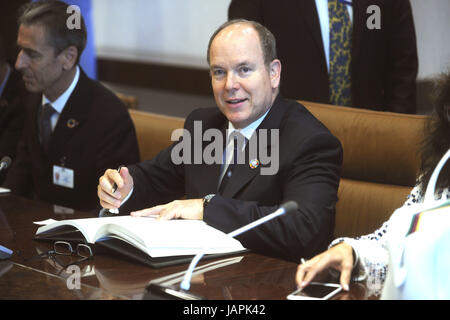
[0,156,11,171]
[179,200,299,292]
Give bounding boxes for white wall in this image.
[410,0,450,79]
[93,0,450,78]
[93,0,230,68]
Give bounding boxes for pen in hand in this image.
[111,165,124,194]
[298,258,307,289]
[109,165,124,214]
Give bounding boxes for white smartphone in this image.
[287,282,342,300]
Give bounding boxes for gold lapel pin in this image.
[249,159,260,169]
[67,118,79,128]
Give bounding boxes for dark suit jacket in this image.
[229,0,418,113]
[4,68,140,212]
[0,67,28,184]
[122,96,343,262]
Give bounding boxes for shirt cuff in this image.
[98,186,134,216]
[328,237,367,282]
[121,186,134,205]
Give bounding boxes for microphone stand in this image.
[0,156,12,172]
[180,203,295,291]
[146,201,298,299]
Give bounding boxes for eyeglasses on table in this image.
[39,241,93,268]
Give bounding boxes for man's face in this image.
[209,23,281,129]
[15,24,67,98]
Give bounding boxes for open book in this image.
[34,216,246,267]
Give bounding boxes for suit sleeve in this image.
[0,75,27,184]
[0,105,25,160]
[384,0,418,114]
[204,131,342,262]
[2,125,33,195]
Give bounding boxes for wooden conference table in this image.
[0,194,379,300]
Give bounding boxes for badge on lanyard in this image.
[53,165,74,189]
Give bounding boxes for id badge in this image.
[53,165,74,189]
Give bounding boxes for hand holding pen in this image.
[108,166,123,214]
[111,165,124,194]
[97,165,134,212]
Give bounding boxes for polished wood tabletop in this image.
[0,194,379,300]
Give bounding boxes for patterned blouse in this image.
[331,185,450,297]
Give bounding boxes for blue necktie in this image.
[328,0,352,106]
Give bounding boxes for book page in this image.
[99,217,245,257]
[36,216,136,243]
[36,216,245,258]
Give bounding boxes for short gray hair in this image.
[18,0,87,64]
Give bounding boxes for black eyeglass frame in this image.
[39,241,93,268]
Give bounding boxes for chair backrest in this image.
[115,92,138,110]
[129,102,431,238]
[128,109,184,161]
[301,100,430,237]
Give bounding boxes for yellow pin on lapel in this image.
[249,159,260,169]
[67,118,78,128]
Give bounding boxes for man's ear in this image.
[61,46,78,70]
[269,59,281,89]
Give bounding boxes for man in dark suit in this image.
[98,20,342,262]
[0,36,28,184]
[3,1,140,212]
[229,0,418,114]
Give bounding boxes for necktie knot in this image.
[229,131,246,165]
[41,103,55,119]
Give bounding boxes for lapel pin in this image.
[249,159,260,169]
[67,118,79,129]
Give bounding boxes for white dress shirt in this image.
[42,65,80,131]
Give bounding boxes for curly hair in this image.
[418,71,450,195]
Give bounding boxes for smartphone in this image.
[287,282,342,300]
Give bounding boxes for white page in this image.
[36,216,141,243]
[102,217,245,257]
[33,219,58,226]
[0,187,10,194]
